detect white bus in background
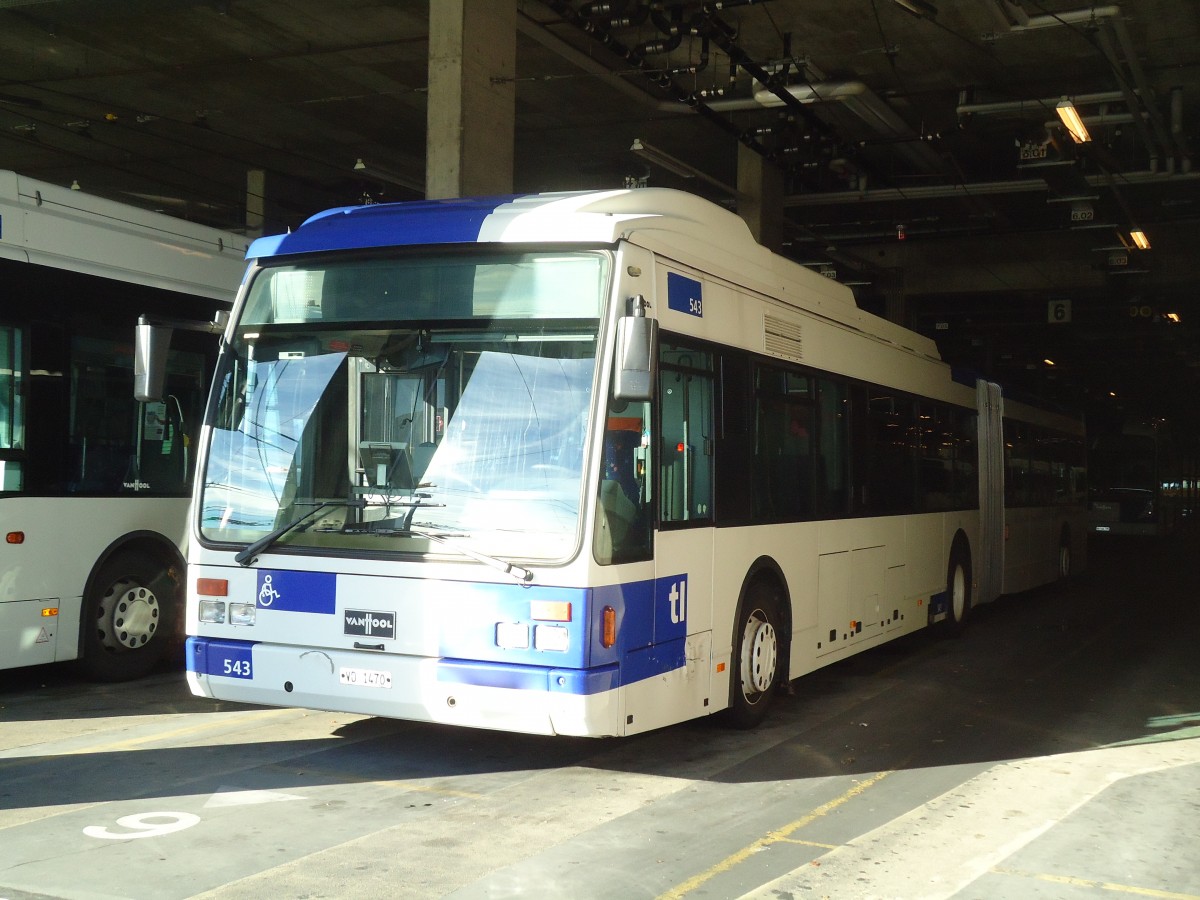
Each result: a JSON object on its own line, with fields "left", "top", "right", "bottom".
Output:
{"left": 174, "top": 188, "right": 1086, "bottom": 736}
{"left": 0, "top": 171, "right": 248, "bottom": 679}
{"left": 1088, "top": 418, "right": 1180, "bottom": 536}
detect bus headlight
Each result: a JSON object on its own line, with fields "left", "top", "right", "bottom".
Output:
{"left": 199, "top": 599, "right": 226, "bottom": 624}
{"left": 496, "top": 622, "right": 529, "bottom": 650}
{"left": 229, "top": 603, "right": 257, "bottom": 626}
{"left": 534, "top": 624, "right": 569, "bottom": 652}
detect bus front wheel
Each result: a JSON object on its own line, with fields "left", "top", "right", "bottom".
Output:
{"left": 77, "top": 551, "right": 178, "bottom": 682}
{"left": 723, "top": 580, "right": 784, "bottom": 729}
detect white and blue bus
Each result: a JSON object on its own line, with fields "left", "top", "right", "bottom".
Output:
{"left": 178, "top": 189, "right": 1085, "bottom": 736}
{"left": 0, "top": 171, "right": 247, "bottom": 680}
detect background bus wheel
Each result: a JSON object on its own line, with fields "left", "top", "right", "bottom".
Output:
{"left": 77, "top": 551, "right": 178, "bottom": 682}
{"left": 723, "top": 581, "right": 784, "bottom": 729}
{"left": 942, "top": 539, "right": 972, "bottom": 634}
{"left": 1058, "top": 529, "right": 1073, "bottom": 580}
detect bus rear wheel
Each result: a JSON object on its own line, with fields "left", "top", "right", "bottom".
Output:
{"left": 1058, "top": 529, "right": 1073, "bottom": 580}
{"left": 942, "top": 540, "right": 972, "bottom": 634}
{"left": 723, "top": 580, "right": 784, "bottom": 729}
{"left": 77, "top": 551, "right": 178, "bottom": 682}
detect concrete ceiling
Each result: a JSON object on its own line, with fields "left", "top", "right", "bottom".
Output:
{"left": 2, "top": 0, "right": 1198, "bottom": 432}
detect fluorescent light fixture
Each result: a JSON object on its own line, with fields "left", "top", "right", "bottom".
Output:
{"left": 1166, "top": 312, "right": 1181, "bottom": 323}
{"left": 629, "top": 139, "right": 740, "bottom": 196}
{"left": 891, "top": 0, "right": 939, "bottom": 17}
{"left": 1056, "top": 99, "right": 1092, "bottom": 143}
{"left": 1043, "top": 358, "right": 1056, "bottom": 366}
{"left": 1130, "top": 229, "right": 1151, "bottom": 250}
{"left": 352, "top": 158, "right": 423, "bottom": 193}
{"left": 630, "top": 139, "right": 698, "bottom": 179}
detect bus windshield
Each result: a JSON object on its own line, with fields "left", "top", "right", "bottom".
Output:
{"left": 199, "top": 251, "right": 608, "bottom": 562}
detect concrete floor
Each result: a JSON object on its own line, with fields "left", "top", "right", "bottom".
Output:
{"left": 1, "top": 529, "right": 1198, "bottom": 899}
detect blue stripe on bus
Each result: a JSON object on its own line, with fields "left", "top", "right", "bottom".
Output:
{"left": 247, "top": 195, "right": 523, "bottom": 259}
{"left": 437, "top": 659, "right": 620, "bottom": 695}
{"left": 186, "top": 636, "right": 677, "bottom": 697}
{"left": 187, "top": 637, "right": 256, "bottom": 679}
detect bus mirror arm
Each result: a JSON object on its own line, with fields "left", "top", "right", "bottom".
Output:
{"left": 134, "top": 311, "right": 229, "bottom": 402}
{"left": 612, "top": 295, "right": 658, "bottom": 403}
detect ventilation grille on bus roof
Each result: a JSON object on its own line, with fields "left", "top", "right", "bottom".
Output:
{"left": 764, "top": 314, "right": 803, "bottom": 361}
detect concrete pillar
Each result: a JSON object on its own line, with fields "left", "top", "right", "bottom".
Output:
{"left": 885, "top": 271, "right": 908, "bottom": 326}
{"left": 736, "top": 144, "right": 784, "bottom": 252}
{"left": 246, "top": 168, "right": 265, "bottom": 238}
{"left": 426, "top": 0, "right": 516, "bottom": 199}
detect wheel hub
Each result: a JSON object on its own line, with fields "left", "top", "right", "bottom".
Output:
{"left": 98, "top": 577, "right": 160, "bottom": 651}
{"left": 741, "top": 612, "right": 778, "bottom": 695}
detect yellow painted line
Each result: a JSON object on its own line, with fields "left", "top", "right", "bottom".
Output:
{"left": 656, "top": 770, "right": 890, "bottom": 900}
{"left": 771, "top": 837, "right": 839, "bottom": 850}
{"left": 0, "top": 707, "right": 302, "bottom": 771}
{"left": 994, "top": 867, "right": 1200, "bottom": 899}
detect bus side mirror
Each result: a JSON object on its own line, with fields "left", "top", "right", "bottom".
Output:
{"left": 612, "top": 306, "right": 657, "bottom": 403}
{"left": 134, "top": 317, "right": 173, "bottom": 402}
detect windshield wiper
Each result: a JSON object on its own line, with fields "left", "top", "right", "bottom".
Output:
{"left": 345, "top": 520, "right": 533, "bottom": 584}
{"left": 235, "top": 498, "right": 365, "bottom": 566}
{"left": 411, "top": 526, "right": 534, "bottom": 584}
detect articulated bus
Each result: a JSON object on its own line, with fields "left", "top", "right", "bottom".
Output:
{"left": 177, "top": 189, "right": 1085, "bottom": 736}
{"left": 0, "top": 171, "right": 248, "bottom": 679}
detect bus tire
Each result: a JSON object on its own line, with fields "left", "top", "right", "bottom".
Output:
{"left": 76, "top": 550, "right": 178, "bottom": 682}
{"left": 943, "top": 536, "right": 972, "bottom": 634}
{"left": 723, "top": 578, "right": 785, "bottom": 729}
{"left": 1057, "top": 527, "right": 1073, "bottom": 581}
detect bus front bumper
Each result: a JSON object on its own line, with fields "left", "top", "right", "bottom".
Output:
{"left": 186, "top": 636, "right": 623, "bottom": 737}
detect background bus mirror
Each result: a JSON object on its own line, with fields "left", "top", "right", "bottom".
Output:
{"left": 134, "top": 319, "right": 173, "bottom": 402}
{"left": 613, "top": 314, "right": 657, "bottom": 402}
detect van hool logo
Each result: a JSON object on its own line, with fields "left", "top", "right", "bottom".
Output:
{"left": 343, "top": 609, "right": 396, "bottom": 639}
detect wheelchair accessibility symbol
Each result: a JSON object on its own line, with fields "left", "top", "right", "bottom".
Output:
{"left": 258, "top": 574, "right": 281, "bottom": 607}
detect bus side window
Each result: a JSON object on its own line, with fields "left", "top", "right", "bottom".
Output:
{"left": 816, "top": 378, "right": 849, "bottom": 517}
{"left": 753, "top": 364, "right": 814, "bottom": 521}
{"left": 594, "top": 407, "right": 652, "bottom": 565}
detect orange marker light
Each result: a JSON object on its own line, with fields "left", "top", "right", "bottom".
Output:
{"left": 716, "top": 662, "right": 726, "bottom": 673}
{"left": 601, "top": 606, "right": 616, "bottom": 648}
{"left": 42, "top": 607, "right": 59, "bottom": 617}
{"left": 6, "top": 531, "right": 24, "bottom": 544}
{"left": 196, "top": 578, "right": 229, "bottom": 597}
{"left": 676, "top": 442, "right": 685, "bottom": 452}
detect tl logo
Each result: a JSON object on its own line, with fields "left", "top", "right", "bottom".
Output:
{"left": 669, "top": 578, "right": 687, "bottom": 624}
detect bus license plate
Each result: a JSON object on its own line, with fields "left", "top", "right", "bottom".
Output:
{"left": 339, "top": 667, "right": 392, "bottom": 688}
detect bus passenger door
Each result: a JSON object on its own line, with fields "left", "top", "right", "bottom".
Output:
{"left": 645, "top": 342, "right": 716, "bottom": 729}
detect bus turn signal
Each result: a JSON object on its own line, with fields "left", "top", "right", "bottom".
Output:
{"left": 602, "top": 606, "right": 616, "bottom": 648}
